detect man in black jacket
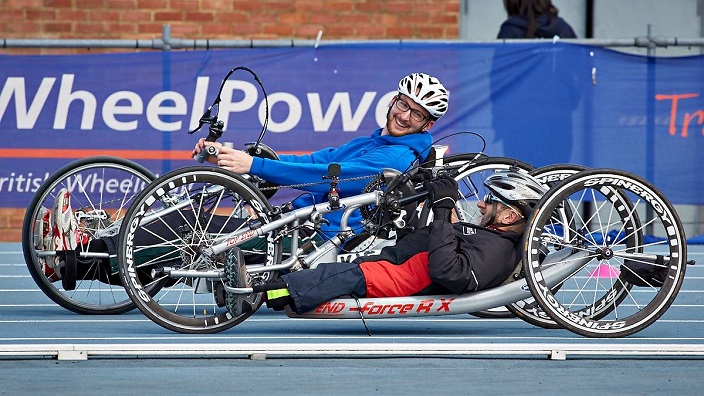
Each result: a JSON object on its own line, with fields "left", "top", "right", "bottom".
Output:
{"left": 236, "top": 171, "right": 546, "bottom": 315}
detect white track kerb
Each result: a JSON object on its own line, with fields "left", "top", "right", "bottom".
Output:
{"left": 2, "top": 343, "right": 704, "bottom": 361}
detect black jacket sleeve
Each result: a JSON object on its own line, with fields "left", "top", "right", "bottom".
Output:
{"left": 426, "top": 220, "right": 519, "bottom": 294}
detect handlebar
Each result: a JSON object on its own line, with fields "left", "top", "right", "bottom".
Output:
{"left": 189, "top": 66, "right": 270, "bottom": 164}
{"left": 193, "top": 119, "right": 225, "bottom": 163}
{"left": 396, "top": 190, "right": 429, "bottom": 207}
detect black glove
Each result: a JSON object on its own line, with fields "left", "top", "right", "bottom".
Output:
{"left": 424, "top": 176, "right": 458, "bottom": 221}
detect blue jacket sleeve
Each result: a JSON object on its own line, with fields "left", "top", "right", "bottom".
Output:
{"left": 250, "top": 145, "right": 417, "bottom": 195}
{"left": 277, "top": 148, "right": 336, "bottom": 164}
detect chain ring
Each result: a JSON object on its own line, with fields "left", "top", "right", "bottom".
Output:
{"left": 359, "top": 174, "right": 388, "bottom": 230}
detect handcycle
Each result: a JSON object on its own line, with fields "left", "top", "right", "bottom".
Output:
{"left": 19, "top": 66, "right": 284, "bottom": 315}
{"left": 114, "top": 129, "right": 692, "bottom": 337}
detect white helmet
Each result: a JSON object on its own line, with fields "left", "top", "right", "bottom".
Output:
{"left": 483, "top": 171, "right": 546, "bottom": 218}
{"left": 397, "top": 73, "right": 450, "bottom": 120}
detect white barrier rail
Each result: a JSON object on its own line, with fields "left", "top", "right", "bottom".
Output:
{"left": 2, "top": 343, "right": 704, "bottom": 361}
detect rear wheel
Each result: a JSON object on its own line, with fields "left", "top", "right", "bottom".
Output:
{"left": 21, "top": 156, "right": 156, "bottom": 315}
{"left": 510, "top": 165, "right": 642, "bottom": 330}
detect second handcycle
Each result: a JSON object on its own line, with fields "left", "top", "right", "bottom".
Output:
{"left": 113, "top": 151, "right": 690, "bottom": 338}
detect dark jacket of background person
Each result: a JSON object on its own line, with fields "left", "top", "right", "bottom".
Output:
{"left": 498, "top": 0, "right": 577, "bottom": 39}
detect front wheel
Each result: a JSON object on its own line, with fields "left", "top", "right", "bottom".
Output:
{"left": 523, "top": 169, "right": 687, "bottom": 338}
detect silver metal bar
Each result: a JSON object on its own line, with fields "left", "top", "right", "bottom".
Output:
{"left": 6, "top": 36, "right": 704, "bottom": 49}
{"left": 163, "top": 269, "right": 222, "bottom": 279}
{"left": 36, "top": 251, "right": 109, "bottom": 259}
{"left": 202, "top": 191, "right": 380, "bottom": 259}
{"left": 290, "top": 249, "right": 590, "bottom": 319}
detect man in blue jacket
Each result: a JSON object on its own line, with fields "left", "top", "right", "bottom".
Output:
{"left": 192, "top": 72, "right": 450, "bottom": 240}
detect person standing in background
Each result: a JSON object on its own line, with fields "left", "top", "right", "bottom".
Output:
{"left": 498, "top": 0, "right": 577, "bottom": 39}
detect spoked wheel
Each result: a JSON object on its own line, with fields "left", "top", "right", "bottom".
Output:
{"left": 523, "top": 169, "right": 687, "bottom": 338}
{"left": 117, "top": 167, "right": 282, "bottom": 334}
{"left": 21, "top": 156, "right": 156, "bottom": 315}
{"left": 422, "top": 154, "right": 535, "bottom": 226}
{"left": 418, "top": 154, "right": 535, "bottom": 319}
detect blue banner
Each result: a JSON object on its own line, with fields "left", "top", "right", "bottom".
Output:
{"left": 1, "top": 42, "right": 703, "bottom": 208}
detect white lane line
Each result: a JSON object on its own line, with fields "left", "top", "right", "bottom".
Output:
{"left": 2, "top": 335, "right": 704, "bottom": 342}
{"left": 0, "top": 304, "right": 59, "bottom": 307}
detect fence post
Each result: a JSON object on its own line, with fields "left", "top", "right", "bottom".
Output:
{"left": 162, "top": 24, "right": 172, "bottom": 51}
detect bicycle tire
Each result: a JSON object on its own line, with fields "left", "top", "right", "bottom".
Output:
{"left": 523, "top": 168, "right": 687, "bottom": 337}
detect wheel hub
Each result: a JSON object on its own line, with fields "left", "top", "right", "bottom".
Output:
{"left": 595, "top": 246, "right": 614, "bottom": 260}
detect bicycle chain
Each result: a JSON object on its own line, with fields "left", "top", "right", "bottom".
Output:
{"left": 256, "top": 174, "right": 378, "bottom": 191}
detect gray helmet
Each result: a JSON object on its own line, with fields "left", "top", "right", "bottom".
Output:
{"left": 397, "top": 73, "right": 450, "bottom": 119}
{"left": 483, "top": 171, "right": 546, "bottom": 219}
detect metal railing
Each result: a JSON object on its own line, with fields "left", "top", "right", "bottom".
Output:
{"left": 3, "top": 25, "right": 704, "bottom": 51}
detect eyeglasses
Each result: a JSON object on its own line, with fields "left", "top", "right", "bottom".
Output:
{"left": 394, "top": 95, "right": 429, "bottom": 123}
{"left": 482, "top": 192, "right": 506, "bottom": 206}
{"left": 483, "top": 192, "right": 524, "bottom": 218}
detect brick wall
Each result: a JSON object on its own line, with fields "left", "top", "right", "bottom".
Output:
{"left": 1, "top": 0, "right": 460, "bottom": 54}
{"left": 0, "top": 209, "right": 25, "bottom": 242}
{"left": 0, "top": 0, "right": 459, "bottom": 241}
